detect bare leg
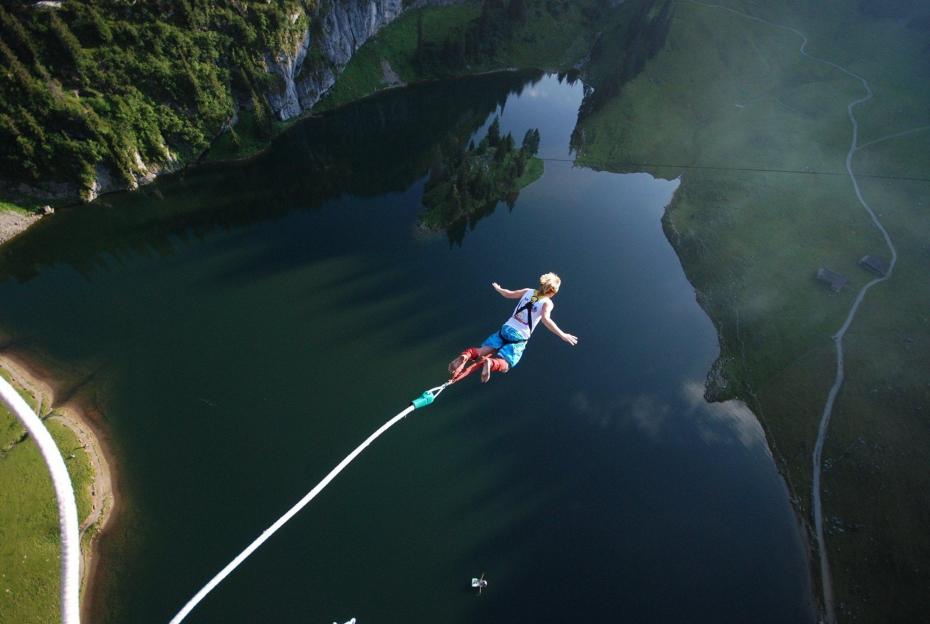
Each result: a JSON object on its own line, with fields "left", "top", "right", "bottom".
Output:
{"left": 448, "top": 354, "right": 468, "bottom": 374}
{"left": 449, "top": 347, "right": 487, "bottom": 375}
{"left": 475, "top": 346, "right": 498, "bottom": 381}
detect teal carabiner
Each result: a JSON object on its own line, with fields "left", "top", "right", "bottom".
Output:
{"left": 411, "top": 384, "right": 448, "bottom": 410}
{"left": 411, "top": 391, "right": 435, "bottom": 409}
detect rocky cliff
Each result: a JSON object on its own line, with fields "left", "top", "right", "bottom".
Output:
{"left": 265, "top": 0, "right": 463, "bottom": 120}
{"left": 0, "top": 0, "right": 467, "bottom": 204}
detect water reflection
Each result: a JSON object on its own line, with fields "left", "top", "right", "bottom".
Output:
{"left": 683, "top": 380, "right": 767, "bottom": 449}
{"left": 570, "top": 384, "right": 766, "bottom": 449}
{"left": 0, "top": 71, "right": 542, "bottom": 283}
{"left": 569, "top": 391, "right": 671, "bottom": 439}
{"left": 0, "top": 72, "right": 813, "bottom": 624}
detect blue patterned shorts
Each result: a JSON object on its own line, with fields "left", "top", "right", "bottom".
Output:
{"left": 481, "top": 325, "right": 528, "bottom": 368}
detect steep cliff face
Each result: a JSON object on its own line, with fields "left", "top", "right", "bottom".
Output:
{"left": 265, "top": 0, "right": 461, "bottom": 120}
{"left": 266, "top": 29, "right": 314, "bottom": 120}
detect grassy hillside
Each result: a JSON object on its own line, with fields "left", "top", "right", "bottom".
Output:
{"left": 314, "top": 2, "right": 482, "bottom": 110}
{"left": 318, "top": 0, "right": 614, "bottom": 111}
{"left": 0, "top": 1, "right": 312, "bottom": 200}
{"left": 575, "top": 1, "right": 930, "bottom": 621}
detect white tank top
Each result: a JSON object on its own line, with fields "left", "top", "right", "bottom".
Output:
{"left": 503, "top": 290, "right": 545, "bottom": 339}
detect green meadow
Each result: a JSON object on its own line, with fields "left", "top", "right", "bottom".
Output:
{"left": 576, "top": 1, "right": 930, "bottom": 620}
{"left": 316, "top": 3, "right": 483, "bottom": 110}
{"left": 203, "top": 109, "right": 295, "bottom": 162}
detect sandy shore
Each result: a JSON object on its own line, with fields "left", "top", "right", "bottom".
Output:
{"left": 0, "top": 210, "right": 43, "bottom": 246}
{"left": 0, "top": 352, "right": 116, "bottom": 621}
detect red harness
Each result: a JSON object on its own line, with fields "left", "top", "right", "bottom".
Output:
{"left": 449, "top": 353, "right": 508, "bottom": 384}
{"left": 449, "top": 355, "right": 490, "bottom": 384}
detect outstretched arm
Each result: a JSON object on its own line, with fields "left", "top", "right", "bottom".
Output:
{"left": 541, "top": 301, "right": 578, "bottom": 346}
{"left": 492, "top": 283, "right": 531, "bottom": 299}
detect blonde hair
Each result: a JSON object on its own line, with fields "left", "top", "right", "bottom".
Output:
{"left": 538, "top": 272, "right": 561, "bottom": 297}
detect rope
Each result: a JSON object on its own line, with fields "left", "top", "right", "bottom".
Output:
{"left": 543, "top": 156, "right": 930, "bottom": 184}
{"left": 0, "top": 375, "right": 81, "bottom": 624}
{"left": 170, "top": 382, "right": 452, "bottom": 623}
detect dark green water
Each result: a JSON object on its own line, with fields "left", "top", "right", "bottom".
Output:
{"left": 0, "top": 73, "right": 814, "bottom": 623}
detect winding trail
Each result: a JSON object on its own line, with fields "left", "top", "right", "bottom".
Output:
{"left": 685, "top": 2, "right": 927, "bottom": 622}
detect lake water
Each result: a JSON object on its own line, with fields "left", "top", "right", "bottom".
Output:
{"left": 0, "top": 73, "right": 815, "bottom": 623}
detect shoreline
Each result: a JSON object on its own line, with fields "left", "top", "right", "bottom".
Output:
{"left": 0, "top": 350, "right": 116, "bottom": 622}
{"left": 660, "top": 190, "right": 823, "bottom": 619}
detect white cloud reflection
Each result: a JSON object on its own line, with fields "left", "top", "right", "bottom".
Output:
{"left": 629, "top": 394, "right": 671, "bottom": 438}
{"left": 682, "top": 380, "right": 767, "bottom": 450}
{"left": 569, "top": 382, "right": 769, "bottom": 450}
{"left": 569, "top": 392, "right": 670, "bottom": 440}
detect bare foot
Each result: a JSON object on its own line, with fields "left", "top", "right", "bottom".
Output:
{"left": 449, "top": 353, "right": 469, "bottom": 376}
{"left": 481, "top": 358, "right": 492, "bottom": 383}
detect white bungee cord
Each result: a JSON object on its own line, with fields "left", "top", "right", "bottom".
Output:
{"left": 170, "top": 384, "right": 448, "bottom": 623}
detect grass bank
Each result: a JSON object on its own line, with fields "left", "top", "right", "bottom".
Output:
{"left": 575, "top": 1, "right": 930, "bottom": 621}
{"left": 0, "top": 357, "right": 107, "bottom": 624}
{"left": 0, "top": 200, "right": 37, "bottom": 216}
{"left": 517, "top": 154, "right": 544, "bottom": 188}
{"left": 201, "top": 109, "right": 296, "bottom": 163}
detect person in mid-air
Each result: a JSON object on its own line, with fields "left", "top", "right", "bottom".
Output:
{"left": 449, "top": 273, "right": 578, "bottom": 383}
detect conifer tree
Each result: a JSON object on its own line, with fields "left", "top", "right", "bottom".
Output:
{"left": 521, "top": 128, "right": 540, "bottom": 155}
{"left": 487, "top": 116, "right": 501, "bottom": 147}
{"left": 251, "top": 90, "right": 273, "bottom": 139}
{"left": 508, "top": 0, "right": 528, "bottom": 22}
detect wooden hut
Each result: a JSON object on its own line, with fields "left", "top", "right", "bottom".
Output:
{"left": 858, "top": 254, "right": 889, "bottom": 277}
{"left": 816, "top": 268, "right": 848, "bottom": 292}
